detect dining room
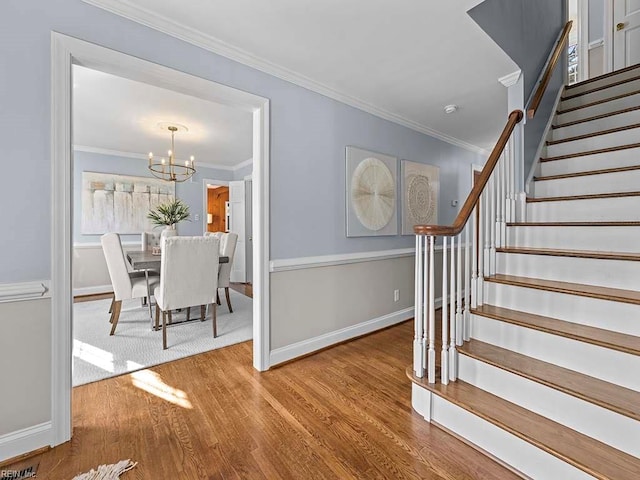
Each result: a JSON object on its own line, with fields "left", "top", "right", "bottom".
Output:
{"left": 70, "top": 64, "right": 256, "bottom": 387}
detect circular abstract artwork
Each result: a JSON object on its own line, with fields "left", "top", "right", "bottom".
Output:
{"left": 350, "top": 157, "right": 395, "bottom": 231}
{"left": 407, "top": 174, "right": 436, "bottom": 224}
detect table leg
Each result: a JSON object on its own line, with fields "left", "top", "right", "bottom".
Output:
{"left": 144, "top": 269, "right": 154, "bottom": 329}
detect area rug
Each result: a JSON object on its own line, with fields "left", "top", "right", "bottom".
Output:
{"left": 73, "top": 290, "right": 252, "bottom": 386}
{"left": 72, "top": 460, "right": 136, "bottom": 479}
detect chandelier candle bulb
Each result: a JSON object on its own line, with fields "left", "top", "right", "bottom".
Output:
{"left": 148, "top": 124, "right": 196, "bottom": 182}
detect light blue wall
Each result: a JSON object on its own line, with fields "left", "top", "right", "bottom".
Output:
{"left": 72, "top": 151, "right": 233, "bottom": 244}
{"left": 233, "top": 162, "right": 254, "bottom": 181}
{"left": 1, "top": 0, "right": 483, "bottom": 283}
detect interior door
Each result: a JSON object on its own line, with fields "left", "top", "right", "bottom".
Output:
{"left": 613, "top": 0, "right": 640, "bottom": 69}
{"left": 228, "top": 180, "right": 246, "bottom": 283}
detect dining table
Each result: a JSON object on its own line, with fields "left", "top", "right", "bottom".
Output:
{"left": 126, "top": 250, "right": 229, "bottom": 329}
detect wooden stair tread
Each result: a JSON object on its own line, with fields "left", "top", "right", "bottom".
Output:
{"left": 561, "top": 74, "right": 640, "bottom": 100}
{"left": 534, "top": 164, "right": 640, "bottom": 181}
{"left": 487, "top": 273, "right": 640, "bottom": 306}
{"left": 540, "top": 142, "right": 640, "bottom": 162}
{"left": 565, "top": 63, "right": 640, "bottom": 91}
{"left": 407, "top": 373, "right": 640, "bottom": 480}
{"left": 507, "top": 221, "right": 640, "bottom": 227}
{"left": 496, "top": 246, "right": 640, "bottom": 262}
{"left": 546, "top": 122, "right": 640, "bottom": 145}
{"left": 556, "top": 90, "right": 640, "bottom": 115}
{"left": 459, "top": 339, "right": 640, "bottom": 421}
{"left": 527, "top": 190, "right": 640, "bottom": 202}
{"left": 471, "top": 304, "right": 640, "bottom": 356}
{"left": 553, "top": 104, "right": 640, "bottom": 129}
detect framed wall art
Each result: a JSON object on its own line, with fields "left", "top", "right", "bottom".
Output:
{"left": 345, "top": 146, "right": 398, "bottom": 237}
{"left": 81, "top": 171, "right": 175, "bottom": 234}
{"left": 401, "top": 160, "right": 439, "bottom": 235}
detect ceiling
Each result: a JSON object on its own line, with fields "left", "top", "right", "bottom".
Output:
{"left": 84, "top": 0, "right": 519, "bottom": 152}
{"left": 72, "top": 65, "right": 254, "bottom": 168}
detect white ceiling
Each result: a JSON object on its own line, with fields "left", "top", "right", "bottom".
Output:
{"left": 72, "top": 65, "right": 254, "bottom": 168}
{"left": 84, "top": 0, "right": 520, "bottom": 152}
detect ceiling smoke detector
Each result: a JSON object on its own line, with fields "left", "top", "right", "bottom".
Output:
{"left": 444, "top": 104, "right": 459, "bottom": 114}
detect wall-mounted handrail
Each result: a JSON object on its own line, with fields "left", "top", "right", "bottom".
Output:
{"left": 414, "top": 109, "right": 524, "bottom": 237}
{"left": 527, "top": 20, "right": 573, "bottom": 119}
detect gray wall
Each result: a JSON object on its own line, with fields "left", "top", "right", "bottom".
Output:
{"left": 1, "top": 0, "right": 484, "bottom": 283}
{"left": 589, "top": 0, "right": 605, "bottom": 43}
{"left": 73, "top": 150, "right": 234, "bottom": 244}
{"left": 468, "top": 0, "right": 566, "bottom": 178}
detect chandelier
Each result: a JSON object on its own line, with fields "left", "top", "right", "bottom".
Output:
{"left": 148, "top": 124, "right": 196, "bottom": 182}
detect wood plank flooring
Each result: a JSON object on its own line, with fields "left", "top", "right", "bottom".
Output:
{"left": 20, "top": 322, "right": 518, "bottom": 479}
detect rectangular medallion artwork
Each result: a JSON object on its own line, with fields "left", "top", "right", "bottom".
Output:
{"left": 81, "top": 171, "right": 175, "bottom": 234}
{"left": 401, "top": 160, "right": 439, "bottom": 235}
{"left": 345, "top": 146, "right": 398, "bottom": 237}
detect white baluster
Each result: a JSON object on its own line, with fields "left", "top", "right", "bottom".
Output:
{"left": 441, "top": 237, "right": 449, "bottom": 385}
{"left": 496, "top": 156, "right": 502, "bottom": 249}
{"left": 477, "top": 191, "right": 485, "bottom": 306}
{"left": 471, "top": 199, "right": 478, "bottom": 309}
{"left": 505, "top": 141, "right": 512, "bottom": 223}
{"left": 464, "top": 222, "right": 471, "bottom": 341}
{"left": 456, "top": 232, "right": 463, "bottom": 346}
{"left": 483, "top": 187, "right": 491, "bottom": 278}
{"left": 414, "top": 235, "right": 424, "bottom": 377}
{"left": 500, "top": 152, "right": 507, "bottom": 245}
{"left": 489, "top": 173, "right": 496, "bottom": 276}
{"left": 509, "top": 134, "right": 517, "bottom": 222}
{"left": 449, "top": 234, "right": 457, "bottom": 381}
{"left": 427, "top": 236, "right": 436, "bottom": 384}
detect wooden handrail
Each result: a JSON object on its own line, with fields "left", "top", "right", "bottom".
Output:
{"left": 414, "top": 109, "right": 524, "bottom": 237}
{"left": 527, "top": 21, "right": 573, "bottom": 119}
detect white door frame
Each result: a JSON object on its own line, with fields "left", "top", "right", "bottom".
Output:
{"left": 603, "top": 0, "right": 614, "bottom": 73}
{"left": 51, "top": 32, "right": 271, "bottom": 447}
{"left": 202, "top": 178, "right": 230, "bottom": 233}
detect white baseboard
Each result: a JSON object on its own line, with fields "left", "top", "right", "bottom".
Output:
{"left": 270, "top": 306, "right": 414, "bottom": 366}
{"left": 0, "top": 422, "right": 52, "bottom": 463}
{"left": 73, "top": 285, "right": 113, "bottom": 297}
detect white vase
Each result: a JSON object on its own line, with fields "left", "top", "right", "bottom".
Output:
{"left": 160, "top": 225, "right": 177, "bottom": 248}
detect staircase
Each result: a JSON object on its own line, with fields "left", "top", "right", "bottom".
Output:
{"left": 410, "top": 64, "right": 640, "bottom": 479}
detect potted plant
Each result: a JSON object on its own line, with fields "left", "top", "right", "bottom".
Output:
{"left": 147, "top": 199, "right": 191, "bottom": 243}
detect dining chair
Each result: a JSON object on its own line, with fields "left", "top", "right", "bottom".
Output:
{"left": 101, "top": 233, "right": 159, "bottom": 335}
{"left": 216, "top": 232, "right": 238, "bottom": 312}
{"left": 154, "top": 236, "right": 220, "bottom": 350}
{"left": 141, "top": 231, "right": 162, "bottom": 252}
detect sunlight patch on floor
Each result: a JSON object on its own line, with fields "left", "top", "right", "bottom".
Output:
{"left": 73, "top": 339, "right": 114, "bottom": 373}
{"left": 130, "top": 365, "right": 193, "bottom": 409}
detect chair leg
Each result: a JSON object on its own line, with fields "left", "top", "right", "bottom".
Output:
{"left": 225, "top": 287, "right": 233, "bottom": 313}
{"left": 109, "top": 300, "right": 122, "bottom": 336}
{"left": 141, "top": 297, "right": 147, "bottom": 307}
{"left": 108, "top": 295, "right": 115, "bottom": 315}
{"left": 216, "top": 290, "right": 221, "bottom": 305}
{"left": 155, "top": 304, "right": 160, "bottom": 331}
{"left": 212, "top": 303, "right": 217, "bottom": 338}
{"left": 186, "top": 306, "right": 191, "bottom": 322}
{"left": 168, "top": 310, "right": 173, "bottom": 325}
{"left": 200, "top": 305, "right": 206, "bottom": 322}
{"left": 162, "top": 311, "right": 167, "bottom": 350}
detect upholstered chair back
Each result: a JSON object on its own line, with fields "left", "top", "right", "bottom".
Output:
{"left": 101, "top": 233, "right": 133, "bottom": 301}
{"left": 217, "top": 232, "right": 238, "bottom": 288}
{"left": 204, "top": 231, "right": 224, "bottom": 245}
{"left": 141, "top": 231, "right": 162, "bottom": 252}
{"left": 156, "top": 236, "right": 219, "bottom": 312}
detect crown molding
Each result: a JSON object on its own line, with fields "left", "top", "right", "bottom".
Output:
{"left": 81, "top": 0, "right": 488, "bottom": 156}
{"left": 498, "top": 70, "right": 522, "bottom": 88}
{"left": 73, "top": 145, "right": 243, "bottom": 171}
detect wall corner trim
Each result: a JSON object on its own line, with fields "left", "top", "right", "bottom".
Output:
{"left": 498, "top": 70, "right": 522, "bottom": 88}
{"left": 0, "top": 422, "right": 52, "bottom": 463}
{"left": 0, "top": 281, "right": 50, "bottom": 304}
{"left": 269, "top": 306, "right": 414, "bottom": 366}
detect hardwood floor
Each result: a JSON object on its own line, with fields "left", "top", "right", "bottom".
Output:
{"left": 23, "top": 321, "right": 518, "bottom": 479}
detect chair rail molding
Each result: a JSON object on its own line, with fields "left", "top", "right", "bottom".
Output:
{"left": 0, "top": 281, "right": 50, "bottom": 304}
{"left": 80, "top": 0, "right": 488, "bottom": 155}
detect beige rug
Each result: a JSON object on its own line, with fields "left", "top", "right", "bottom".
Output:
{"left": 72, "top": 460, "right": 136, "bottom": 479}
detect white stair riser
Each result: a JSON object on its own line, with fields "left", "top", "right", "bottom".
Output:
{"left": 546, "top": 127, "right": 640, "bottom": 157}
{"left": 566, "top": 67, "right": 640, "bottom": 95}
{"left": 471, "top": 314, "right": 640, "bottom": 391}
{"left": 559, "top": 77, "right": 640, "bottom": 110}
{"left": 552, "top": 108, "right": 640, "bottom": 141}
{"left": 556, "top": 92, "right": 640, "bottom": 124}
{"left": 485, "top": 281, "right": 640, "bottom": 336}
{"left": 496, "top": 252, "right": 640, "bottom": 290}
{"left": 527, "top": 196, "right": 640, "bottom": 222}
{"left": 507, "top": 225, "right": 640, "bottom": 253}
{"left": 458, "top": 355, "right": 640, "bottom": 457}
{"left": 426, "top": 391, "right": 595, "bottom": 480}
{"left": 539, "top": 147, "right": 640, "bottom": 175}
{"left": 533, "top": 169, "right": 640, "bottom": 197}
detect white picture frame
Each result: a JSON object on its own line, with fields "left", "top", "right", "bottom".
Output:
{"left": 345, "top": 146, "right": 398, "bottom": 237}
{"left": 401, "top": 160, "right": 439, "bottom": 235}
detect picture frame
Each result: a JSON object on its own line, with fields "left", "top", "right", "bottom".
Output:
{"left": 401, "top": 160, "right": 439, "bottom": 235}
